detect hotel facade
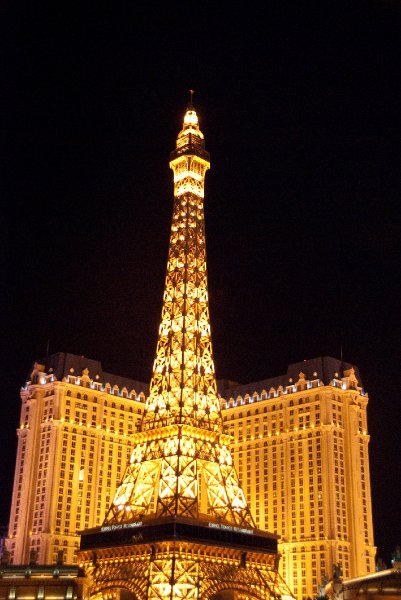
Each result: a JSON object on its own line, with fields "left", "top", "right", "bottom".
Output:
{"left": 6, "top": 352, "right": 375, "bottom": 599}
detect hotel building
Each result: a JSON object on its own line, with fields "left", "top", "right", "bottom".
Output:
{"left": 218, "top": 355, "right": 376, "bottom": 598}
{"left": 6, "top": 352, "right": 375, "bottom": 599}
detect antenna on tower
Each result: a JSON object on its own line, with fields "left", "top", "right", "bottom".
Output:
{"left": 189, "top": 89, "right": 195, "bottom": 108}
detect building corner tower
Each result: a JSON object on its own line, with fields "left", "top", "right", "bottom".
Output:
{"left": 79, "top": 101, "right": 295, "bottom": 600}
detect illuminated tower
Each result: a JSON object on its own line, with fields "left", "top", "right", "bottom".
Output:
{"left": 79, "top": 99, "right": 294, "bottom": 600}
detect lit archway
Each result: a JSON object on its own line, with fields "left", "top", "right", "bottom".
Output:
{"left": 90, "top": 585, "right": 143, "bottom": 600}
{"left": 209, "top": 589, "right": 263, "bottom": 600}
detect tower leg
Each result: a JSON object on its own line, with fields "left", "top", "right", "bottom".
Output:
{"left": 148, "top": 554, "right": 199, "bottom": 600}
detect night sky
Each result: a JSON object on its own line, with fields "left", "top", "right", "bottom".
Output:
{"left": 2, "top": 1, "right": 401, "bottom": 564}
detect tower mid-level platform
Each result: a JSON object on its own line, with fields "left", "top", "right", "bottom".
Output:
{"left": 79, "top": 517, "right": 291, "bottom": 600}
{"left": 80, "top": 516, "right": 278, "bottom": 555}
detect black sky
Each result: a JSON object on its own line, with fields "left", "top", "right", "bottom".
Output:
{"left": 2, "top": 1, "right": 401, "bottom": 564}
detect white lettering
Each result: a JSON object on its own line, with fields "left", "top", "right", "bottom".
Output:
{"left": 208, "top": 522, "right": 253, "bottom": 535}
{"left": 100, "top": 522, "right": 143, "bottom": 532}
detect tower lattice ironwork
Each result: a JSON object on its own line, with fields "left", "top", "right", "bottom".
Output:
{"left": 79, "top": 100, "right": 294, "bottom": 600}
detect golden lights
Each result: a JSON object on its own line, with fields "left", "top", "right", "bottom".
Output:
{"left": 183, "top": 109, "right": 198, "bottom": 126}
{"left": 78, "top": 103, "right": 298, "bottom": 600}
{"left": 103, "top": 105, "right": 254, "bottom": 530}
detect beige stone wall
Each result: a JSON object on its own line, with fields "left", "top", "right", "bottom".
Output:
{"left": 7, "top": 366, "right": 144, "bottom": 565}
{"left": 221, "top": 371, "right": 375, "bottom": 600}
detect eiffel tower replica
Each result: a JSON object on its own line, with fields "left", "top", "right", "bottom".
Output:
{"left": 79, "top": 96, "right": 294, "bottom": 600}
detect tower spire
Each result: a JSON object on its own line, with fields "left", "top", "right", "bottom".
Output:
{"left": 79, "top": 101, "right": 294, "bottom": 600}
{"left": 102, "top": 103, "right": 253, "bottom": 527}
{"left": 142, "top": 100, "right": 218, "bottom": 433}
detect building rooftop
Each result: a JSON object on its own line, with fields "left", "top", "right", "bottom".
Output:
{"left": 217, "top": 356, "right": 363, "bottom": 398}
{"left": 26, "top": 353, "right": 363, "bottom": 400}
{"left": 27, "top": 352, "right": 149, "bottom": 395}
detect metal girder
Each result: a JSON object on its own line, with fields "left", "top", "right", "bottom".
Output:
{"left": 103, "top": 106, "right": 254, "bottom": 530}
{"left": 79, "top": 105, "right": 293, "bottom": 600}
{"left": 81, "top": 542, "right": 293, "bottom": 600}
